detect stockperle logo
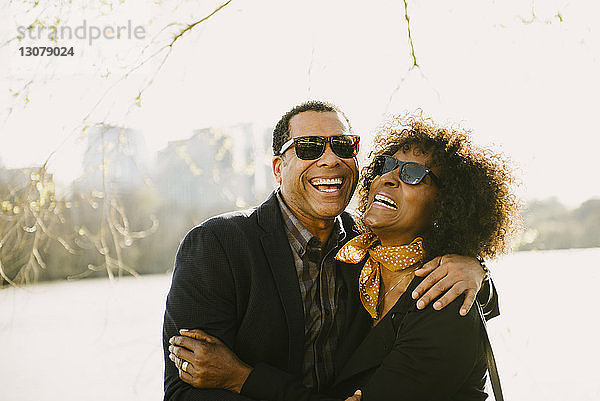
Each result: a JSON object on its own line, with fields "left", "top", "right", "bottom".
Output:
{"left": 17, "top": 20, "right": 146, "bottom": 46}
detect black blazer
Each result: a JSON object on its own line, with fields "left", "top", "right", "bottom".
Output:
{"left": 163, "top": 192, "right": 499, "bottom": 401}
{"left": 329, "top": 275, "right": 488, "bottom": 401}
{"left": 162, "top": 192, "right": 364, "bottom": 401}
{"left": 246, "top": 275, "right": 494, "bottom": 401}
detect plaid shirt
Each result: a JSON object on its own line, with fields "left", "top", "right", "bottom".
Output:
{"left": 276, "top": 191, "right": 347, "bottom": 390}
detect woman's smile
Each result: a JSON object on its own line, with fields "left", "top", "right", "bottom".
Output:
{"left": 371, "top": 192, "right": 398, "bottom": 210}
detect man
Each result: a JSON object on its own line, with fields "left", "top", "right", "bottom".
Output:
{"left": 163, "top": 101, "right": 497, "bottom": 400}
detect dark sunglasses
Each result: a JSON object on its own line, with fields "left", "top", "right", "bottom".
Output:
{"left": 373, "top": 155, "right": 440, "bottom": 185}
{"left": 277, "top": 135, "right": 360, "bottom": 160}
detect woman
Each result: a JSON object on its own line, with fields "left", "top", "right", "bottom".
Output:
{"left": 329, "top": 111, "right": 519, "bottom": 400}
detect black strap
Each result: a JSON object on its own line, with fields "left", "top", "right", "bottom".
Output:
{"left": 476, "top": 302, "right": 505, "bottom": 401}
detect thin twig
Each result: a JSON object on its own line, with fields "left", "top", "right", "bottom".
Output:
{"left": 386, "top": 1, "right": 442, "bottom": 111}
{"left": 169, "top": 0, "right": 232, "bottom": 47}
{"left": 307, "top": 44, "right": 315, "bottom": 96}
{"left": 403, "top": 0, "right": 418, "bottom": 69}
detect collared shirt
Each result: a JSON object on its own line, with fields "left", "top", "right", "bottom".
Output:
{"left": 276, "top": 191, "right": 347, "bottom": 391}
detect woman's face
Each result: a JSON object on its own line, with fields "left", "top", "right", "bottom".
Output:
{"left": 363, "top": 148, "right": 439, "bottom": 245}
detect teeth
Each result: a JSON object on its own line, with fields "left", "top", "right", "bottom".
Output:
{"left": 374, "top": 194, "right": 397, "bottom": 209}
{"left": 311, "top": 177, "right": 343, "bottom": 186}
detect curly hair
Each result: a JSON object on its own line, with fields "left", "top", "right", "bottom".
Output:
{"left": 358, "top": 111, "right": 520, "bottom": 260}
{"left": 272, "top": 100, "right": 352, "bottom": 155}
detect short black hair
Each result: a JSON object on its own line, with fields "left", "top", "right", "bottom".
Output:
{"left": 272, "top": 100, "right": 352, "bottom": 155}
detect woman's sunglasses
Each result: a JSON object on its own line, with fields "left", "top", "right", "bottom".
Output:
{"left": 277, "top": 135, "right": 360, "bottom": 160}
{"left": 373, "top": 155, "right": 440, "bottom": 186}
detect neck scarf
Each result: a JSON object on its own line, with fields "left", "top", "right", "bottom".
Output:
{"left": 335, "top": 232, "right": 425, "bottom": 319}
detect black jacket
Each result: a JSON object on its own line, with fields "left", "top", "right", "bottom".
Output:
{"left": 245, "top": 275, "right": 495, "bottom": 401}
{"left": 162, "top": 192, "right": 364, "bottom": 400}
{"left": 163, "top": 192, "right": 499, "bottom": 401}
{"left": 329, "top": 275, "right": 488, "bottom": 401}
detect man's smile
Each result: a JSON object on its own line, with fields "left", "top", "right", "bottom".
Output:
{"left": 309, "top": 177, "right": 345, "bottom": 194}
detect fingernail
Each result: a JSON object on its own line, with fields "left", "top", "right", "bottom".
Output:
{"left": 412, "top": 291, "right": 418, "bottom": 299}
{"left": 179, "top": 329, "right": 189, "bottom": 333}
{"left": 169, "top": 345, "right": 173, "bottom": 352}
{"left": 169, "top": 337, "right": 174, "bottom": 344}
{"left": 169, "top": 353, "right": 175, "bottom": 361}
{"left": 354, "top": 389, "right": 362, "bottom": 395}
{"left": 433, "top": 301, "right": 441, "bottom": 310}
{"left": 460, "top": 308, "right": 467, "bottom": 316}
{"left": 417, "top": 300, "right": 424, "bottom": 309}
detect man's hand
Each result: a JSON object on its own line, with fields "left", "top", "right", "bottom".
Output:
{"left": 168, "top": 329, "right": 252, "bottom": 393}
{"left": 345, "top": 390, "right": 362, "bottom": 401}
{"left": 412, "top": 255, "right": 485, "bottom": 316}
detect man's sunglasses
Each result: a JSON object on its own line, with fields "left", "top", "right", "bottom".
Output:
{"left": 373, "top": 155, "right": 440, "bottom": 186}
{"left": 277, "top": 135, "right": 360, "bottom": 160}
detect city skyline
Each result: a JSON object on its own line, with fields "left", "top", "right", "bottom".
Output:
{"left": 2, "top": 0, "right": 599, "bottom": 207}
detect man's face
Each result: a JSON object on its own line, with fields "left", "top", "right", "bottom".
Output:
{"left": 273, "top": 111, "right": 359, "bottom": 223}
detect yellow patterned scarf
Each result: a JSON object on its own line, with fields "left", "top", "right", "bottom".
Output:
{"left": 335, "top": 233, "right": 425, "bottom": 319}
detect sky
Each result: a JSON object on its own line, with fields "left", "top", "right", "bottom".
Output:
{"left": 1, "top": 0, "right": 599, "bottom": 206}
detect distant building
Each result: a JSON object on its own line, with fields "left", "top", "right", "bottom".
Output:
{"left": 74, "top": 124, "right": 150, "bottom": 195}
{"left": 154, "top": 123, "right": 274, "bottom": 214}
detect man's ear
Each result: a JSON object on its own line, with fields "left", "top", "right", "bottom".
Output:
{"left": 272, "top": 156, "right": 283, "bottom": 184}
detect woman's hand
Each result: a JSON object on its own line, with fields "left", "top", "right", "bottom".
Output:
{"left": 411, "top": 255, "right": 485, "bottom": 316}
{"left": 345, "top": 390, "right": 362, "bottom": 401}
{"left": 168, "top": 329, "right": 252, "bottom": 393}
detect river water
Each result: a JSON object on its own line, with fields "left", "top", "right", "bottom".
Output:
{"left": 1, "top": 248, "right": 599, "bottom": 400}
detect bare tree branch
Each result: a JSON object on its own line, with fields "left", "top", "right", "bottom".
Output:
{"left": 0, "top": 258, "right": 18, "bottom": 287}
{"left": 0, "top": 165, "right": 75, "bottom": 286}
{"left": 403, "top": 0, "right": 418, "bottom": 69}
{"left": 126, "top": 0, "right": 234, "bottom": 109}
{"left": 76, "top": 0, "right": 233, "bottom": 141}
{"left": 307, "top": 44, "right": 316, "bottom": 96}
{"left": 0, "top": 2, "right": 52, "bottom": 49}
{"left": 385, "top": 0, "right": 441, "bottom": 112}
{"left": 519, "top": 1, "right": 564, "bottom": 24}
{"left": 170, "top": 0, "right": 233, "bottom": 47}
{"left": 2, "top": 80, "right": 34, "bottom": 127}
{"left": 8, "top": 0, "right": 234, "bottom": 177}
